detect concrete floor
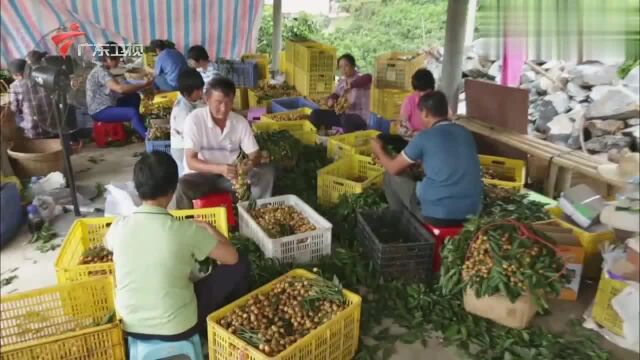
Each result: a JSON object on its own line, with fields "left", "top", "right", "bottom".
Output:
{"left": 1, "top": 142, "right": 637, "bottom": 359}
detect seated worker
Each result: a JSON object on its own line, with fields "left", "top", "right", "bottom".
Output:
{"left": 86, "top": 42, "right": 153, "bottom": 138}
{"left": 174, "top": 77, "right": 274, "bottom": 209}
{"left": 105, "top": 151, "right": 250, "bottom": 341}
{"left": 370, "top": 91, "right": 482, "bottom": 227}
{"left": 150, "top": 39, "right": 188, "bottom": 92}
{"left": 186, "top": 45, "right": 222, "bottom": 86}
{"left": 310, "top": 54, "right": 372, "bottom": 133}
{"left": 170, "top": 68, "right": 206, "bottom": 176}
{"left": 377, "top": 69, "right": 436, "bottom": 154}
{"left": 8, "top": 59, "right": 55, "bottom": 139}
{"left": 398, "top": 69, "right": 436, "bottom": 140}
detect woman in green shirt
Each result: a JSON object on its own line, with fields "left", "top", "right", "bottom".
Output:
{"left": 105, "top": 151, "right": 250, "bottom": 340}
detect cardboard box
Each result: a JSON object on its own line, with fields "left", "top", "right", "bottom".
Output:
{"left": 533, "top": 220, "right": 585, "bottom": 301}
{"left": 463, "top": 288, "right": 537, "bottom": 329}
{"left": 559, "top": 184, "right": 606, "bottom": 228}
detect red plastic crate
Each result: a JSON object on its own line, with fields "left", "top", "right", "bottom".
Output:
{"left": 92, "top": 122, "right": 127, "bottom": 148}
{"left": 193, "top": 192, "right": 236, "bottom": 226}
{"left": 423, "top": 223, "right": 463, "bottom": 273}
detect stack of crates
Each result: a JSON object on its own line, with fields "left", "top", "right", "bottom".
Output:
{"left": 285, "top": 40, "right": 337, "bottom": 99}
{"left": 241, "top": 53, "right": 270, "bottom": 81}
{"left": 370, "top": 51, "right": 427, "bottom": 133}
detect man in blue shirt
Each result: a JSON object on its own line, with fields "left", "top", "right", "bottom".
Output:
{"left": 150, "top": 40, "right": 188, "bottom": 91}
{"left": 370, "top": 91, "right": 482, "bottom": 227}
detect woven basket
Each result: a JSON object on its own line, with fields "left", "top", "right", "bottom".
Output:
{"left": 7, "top": 139, "right": 64, "bottom": 178}
{"left": 124, "top": 69, "right": 149, "bottom": 81}
{"left": 0, "top": 80, "right": 22, "bottom": 143}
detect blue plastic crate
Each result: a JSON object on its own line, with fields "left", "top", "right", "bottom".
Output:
{"left": 369, "top": 113, "right": 391, "bottom": 134}
{"left": 271, "top": 97, "right": 320, "bottom": 113}
{"left": 1, "top": 183, "right": 24, "bottom": 247}
{"left": 213, "top": 60, "right": 259, "bottom": 88}
{"left": 145, "top": 139, "right": 171, "bottom": 154}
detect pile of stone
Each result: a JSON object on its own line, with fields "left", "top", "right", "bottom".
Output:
{"left": 524, "top": 61, "right": 639, "bottom": 158}
{"left": 424, "top": 42, "right": 639, "bottom": 159}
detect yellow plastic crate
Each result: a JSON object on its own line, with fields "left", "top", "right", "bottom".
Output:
{"left": 592, "top": 272, "right": 628, "bottom": 336}
{"left": 294, "top": 43, "right": 336, "bottom": 73}
{"left": 317, "top": 154, "right": 384, "bottom": 206}
{"left": 327, "top": 130, "right": 381, "bottom": 159}
{"left": 153, "top": 91, "right": 179, "bottom": 108}
{"left": 390, "top": 120, "right": 400, "bottom": 135}
{"left": 261, "top": 108, "right": 312, "bottom": 122}
{"left": 0, "top": 277, "right": 125, "bottom": 360}
{"left": 374, "top": 52, "right": 427, "bottom": 90}
{"left": 143, "top": 51, "right": 157, "bottom": 69}
{"left": 547, "top": 207, "right": 614, "bottom": 278}
{"left": 253, "top": 120, "right": 317, "bottom": 145}
{"left": 234, "top": 88, "right": 249, "bottom": 110}
{"left": 242, "top": 53, "right": 270, "bottom": 80}
{"left": 371, "top": 87, "right": 411, "bottom": 120}
{"left": 248, "top": 89, "right": 273, "bottom": 111}
{"left": 479, "top": 154, "right": 526, "bottom": 191}
{"left": 547, "top": 207, "right": 614, "bottom": 253}
{"left": 207, "top": 269, "right": 361, "bottom": 360}
{"left": 285, "top": 66, "right": 295, "bottom": 86}
{"left": 285, "top": 40, "right": 317, "bottom": 69}
{"left": 294, "top": 68, "right": 335, "bottom": 98}
{"left": 279, "top": 51, "right": 286, "bottom": 74}
{"left": 55, "top": 208, "right": 229, "bottom": 285}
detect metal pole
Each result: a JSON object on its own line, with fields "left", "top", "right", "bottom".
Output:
{"left": 440, "top": 0, "right": 469, "bottom": 114}
{"left": 55, "top": 92, "right": 80, "bottom": 216}
{"left": 271, "top": 0, "right": 283, "bottom": 77}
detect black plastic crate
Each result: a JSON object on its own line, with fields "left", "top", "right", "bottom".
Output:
{"left": 356, "top": 207, "right": 434, "bottom": 281}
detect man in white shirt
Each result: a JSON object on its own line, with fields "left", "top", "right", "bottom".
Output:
{"left": 170, "top": 69, "right": 206, "bottom": 176}
{"left": 175, "top": 77, "right": 274, "bottom": 209}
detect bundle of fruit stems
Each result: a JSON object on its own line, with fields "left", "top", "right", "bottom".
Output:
{"left": 441, "top": 218, "right": 567, "bottom": 310}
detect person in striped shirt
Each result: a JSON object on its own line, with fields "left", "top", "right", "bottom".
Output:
{"left": 186, "top": 45, "right": 222, "bottom": 87}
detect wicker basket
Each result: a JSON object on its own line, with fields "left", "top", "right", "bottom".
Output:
{"left": 1, "top": 80, "right": 22, "bottom": 143}
{"left": 7, "top": 139, "right": 64, "bottom": 178}
{"left": 124, "top": 68, "right": 149, "bottom": 81}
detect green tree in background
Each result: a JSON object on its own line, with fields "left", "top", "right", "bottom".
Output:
{"left": 257, "top": 6, "right": 323, "bottom": 54}
{"left": 257, "top": 0, "right": 447, "bottom": 73}
{"left": 326, "top": 0, "right": 447, "bottom": 72}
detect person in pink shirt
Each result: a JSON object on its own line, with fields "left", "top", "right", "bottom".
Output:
{"left": 376, "top": 69, "right": 435, "bottom": 154}
{"left": 397, "top": 69, "right": 435, "bottom": 140}
{"left": 310, "top": 54, "right": 372, "bottom": 133}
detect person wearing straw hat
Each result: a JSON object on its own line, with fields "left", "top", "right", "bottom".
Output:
{"left": 598, "top": 150, "right": 640, "bottom": 233}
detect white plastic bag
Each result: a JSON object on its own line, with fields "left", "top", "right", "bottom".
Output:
{"left": 612, "top": 285, "right": 640, "bottom": 348}
{"left": 104, "top": 182, "right": 141, "bottom": 217}
{"left": 32, "top": 195, "right": 63, "bottom": 222}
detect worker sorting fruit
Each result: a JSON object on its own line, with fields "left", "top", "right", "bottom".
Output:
{"left": 174, "top": 77, "right": 274, "bottom": 209}
{"left": 370, "top": 91, "right": 483, "bottom": 227}
{"left": 309, "top": 54, "right": 372, "bottom": 133}
{"left": 104, "top": 151, "right": 250, "bottom": 341}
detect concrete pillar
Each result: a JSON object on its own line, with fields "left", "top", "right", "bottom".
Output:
{"left": 271, "top": 0, "right": 283, "bottom": 76}
{"left": 465, "top": 0, "right": 478, "bottom": 46}
{"left": 440, "top": 0, "right": 469, "bottom": 114}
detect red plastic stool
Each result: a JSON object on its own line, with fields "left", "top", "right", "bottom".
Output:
{"left": 423, "top": 223, "right": 463, "bottom": 272}
{"left": 93, "top": 121, "right": 127, "bottom": 148}
{"left": 193, "top": 192, "right": 236, "bottom": 226}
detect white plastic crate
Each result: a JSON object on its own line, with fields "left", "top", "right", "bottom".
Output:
{"left": 238, "top": 195, "right": 332, "bottom": 263}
